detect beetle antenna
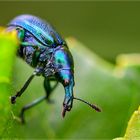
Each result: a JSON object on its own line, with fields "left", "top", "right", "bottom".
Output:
{"left": 73, "top": 97, "right": 101, "bottom": 112}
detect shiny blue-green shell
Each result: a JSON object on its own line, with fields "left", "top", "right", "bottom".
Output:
{"left": 8, "top": 15, "right": 65, "bottom": 47}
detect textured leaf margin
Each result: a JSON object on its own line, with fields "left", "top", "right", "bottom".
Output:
{"left": 114, "top": 106, "right": 140, "bottom": 140}
{"left": 0, "top": 29, "right": 18, "bottom": 137}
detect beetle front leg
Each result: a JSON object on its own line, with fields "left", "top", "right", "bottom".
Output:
{"left": 11, "top": 72, "right": 36, "bottom": 104}
{"left": 11, "top": 65, "right": 44, "bottom": 104}
{"left": 11, "top": 70, "right": 40, "bottom": 104}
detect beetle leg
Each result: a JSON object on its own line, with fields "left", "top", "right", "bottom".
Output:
{"left": 11, "top": 71, "right": 37, "bottom": 104}
{"left": 20, "top": 95, "right": 47, "bottom": 124}
{"left": 44, "top": 78, "right": 58, "bottom": 103}
{"left": 16, "top": 27, "right": 25, "bottom": 42}
{"left": 16, "top": 27, "right": 44, "bottom": 49}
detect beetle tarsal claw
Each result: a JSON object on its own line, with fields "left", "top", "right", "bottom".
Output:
{"left": 11, "top": 96, "right": 17, "bottom": 104}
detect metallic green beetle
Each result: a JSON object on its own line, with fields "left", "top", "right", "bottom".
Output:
{"left": 7, "top": 15, "right": 101, "bottom": 123}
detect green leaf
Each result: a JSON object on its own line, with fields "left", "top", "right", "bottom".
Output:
{"left": 114, "top": 106, "right": 140, "bottom": 140}
{"left": 124, "top": 106, "right": 140, "bottom": 139}
{"left": 0, "top": 30, "right": 18, "bottom": 137}
{"left": 1, "top": 36, "right": 140, "bottom": 139}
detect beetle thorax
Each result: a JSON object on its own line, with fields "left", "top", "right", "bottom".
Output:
{"left": 43, "top": 45, "right": 74, "bottom": 78}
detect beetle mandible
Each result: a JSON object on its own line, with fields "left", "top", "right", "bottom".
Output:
{"left": 7, "top": 15, "right": 101, "bottom": 123}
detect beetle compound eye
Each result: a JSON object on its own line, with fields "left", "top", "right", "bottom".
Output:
{"left": 64, "top": 79, "right": 70, "bottom": 86}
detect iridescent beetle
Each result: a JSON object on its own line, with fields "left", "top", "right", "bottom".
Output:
{"left": 7, "top": 15, "right": 101, "bottom": 123}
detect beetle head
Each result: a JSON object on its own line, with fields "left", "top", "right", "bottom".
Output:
{"left": 54, "top": 46, "right": 75, "bottom": 116}
{"left": 56, "top": 69, "right": 75, "bottom": 117}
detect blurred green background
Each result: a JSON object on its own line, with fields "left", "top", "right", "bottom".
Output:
{"left": 0, "top": 1, "right": 140, "bottom": 62}
{"left": 0, "top": 1, "right": 140, "bottom": 140}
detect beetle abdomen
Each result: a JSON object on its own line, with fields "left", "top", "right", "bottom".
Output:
{"left": 8, "top": 14, "right": 65, "bottom": 47}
